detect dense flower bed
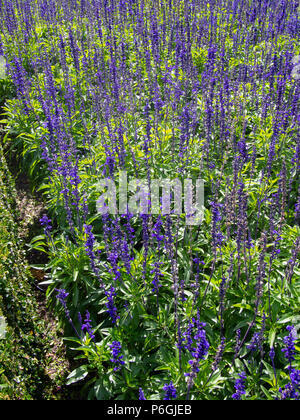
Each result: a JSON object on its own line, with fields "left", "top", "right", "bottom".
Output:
{"left": 0, "top": 0, "right": 299, "bottom": 400}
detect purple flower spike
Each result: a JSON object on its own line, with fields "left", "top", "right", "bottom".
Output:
{"left": 282, "top": 325, "right": 297, "bottom": 368}
{"left": 109, "top": 341, "right": 125, "bottom": 371}
{"left": 40, "top": 214, "right": 52, "bottom": 235}
{"left": 81, "top": 311, "right": 95, "bottom": 341}
{"left": 163, "top": 381, "right": 177, "bottom": 400}
{"left": 232, "top": 372, "right": 247, "bottom": 400}
{"left": 139, "top": 388, "right": 146, "bottom": 400}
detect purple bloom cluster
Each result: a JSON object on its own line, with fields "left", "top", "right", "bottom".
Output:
{"left": 163, "top": 381, "right": 177, "bottom": 400}
{"left": 81, "top": 311, "right": 95, "bottom": 341}
{"left": 56, "top": 288, "right": 80, "bottom": 339}
{"left": 232, "top": 372, "right": 247, "bottom": 400}
{"left": 105, "top": 286, "right": 119, "bottom": 324}
{"left": 139, "top": 388, "right": 146, "bottom": 400}
{"left": 184, "top": 315, "right": 210, "bottom": 397}
{"left": 278, "top": 325, "right": 299, "bottom": 400}
{"left": 40, "top": 214, "right": 52, "bottom": 239}
{"left": 109, "top": 341, "right": 125, "bottom": 372}
{"left": 183, "top": 316, "right": 210, "bottom": 363}
{"left": 282, "top": 325, "right": 297, "bottom": 367}
{"left": 279, "top": 368, "right": 300, "bottom": 400}
{"left": 247, "top": 330, "right": 265, "bottom": 353}
{"left": 212, "top": 337, "right": 226, "bottom": 372}
{"left": 56, "top": 288, "right": 69, "bottom": 309}
{"left": 40, "top": 214, "right": 52, "bottom": 230}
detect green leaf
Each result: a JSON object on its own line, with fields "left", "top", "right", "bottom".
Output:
{"left": 0, "top": 56, "right": 6, "bottom": 80}
{"left": 66, "top": 365, "right": 89, "bottom": 385}
{"left": 268, "top": 327, "right": 277, "bottom": 348}
{"left": 260, "top": 385, "right": 273, "bottom": 400}
{"left": 0, "top": 316, "right": 7, "bottom": 340}
{"left": 93, "top": 380, "right": 110, "bottom": 400}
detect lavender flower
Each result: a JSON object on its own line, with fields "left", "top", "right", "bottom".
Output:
{"left": 56, "top": 288, "right": 69, "bottom": 309}
{"left": 56, "top": 289, "right": 80, "bottom": 339}
{"left": 40, "top": 214, "right": 52, "bottom": 230}
{"left": 105, "top": 286, "right": 119, "bottom": 324}
{"left": 184, "top": 317, "right": 210, "bottom": 398}
{"left": 109, "top": 341, "right": 125, "bottom": 371}
{"left": 279, "top": 368, "right": 300, "bottom": 400}
{"left": 247, "top": 332, "right": 261, "bottom": 353}
{"left": 269, "top": 346, "right": 277, "bottom": 386}
{"left": 40, "top": 214, "right": 52, "bottom": 238}
{"left": 163, "top": 381, "right": 177, "bottom": 400}
{"left": 139, "top": 388, "right": 146, "bottom": 400}
{"left": 282, "top": 325, "right": 297, "bottom": 368}
{"left": 191, "top": 322, "right": 210, "bottom": 362}
{"left": 84, "top": 224, "right": 99, "bottom": 275}
{"left": 269, "top": 347, "right": 276, "bottom": 361}
{"left": 212, "top": 337, "right": 226, "bottom": 372}
{"left": 232, "top": 372, "right": 247, "bottom": 400}
{"left": 81, "top": 311, "right": 95, "bottom": 341}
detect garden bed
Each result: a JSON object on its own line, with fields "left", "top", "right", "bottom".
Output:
{"left": 0, "top": 144, "right": 71, "bottom": 399}
{"left": 0, "top": 0, "right": 299, "bottom": 401}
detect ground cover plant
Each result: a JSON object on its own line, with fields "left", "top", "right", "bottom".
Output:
{"left": 0, "top": 0, "right": 299, "bottom": 400}
{"left": 0, "top": 143, "right": 69, "bottom": 400}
